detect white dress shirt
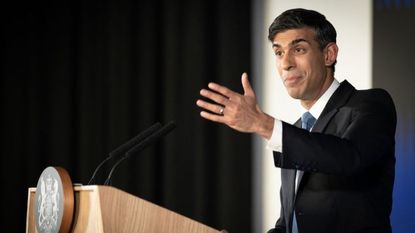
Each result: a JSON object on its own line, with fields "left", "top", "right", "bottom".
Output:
{"left": 267, "top": 79, "right": 340, "bottom": 152}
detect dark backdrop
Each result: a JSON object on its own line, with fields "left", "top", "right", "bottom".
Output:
{"left": 1, "top": 0, "right": 252, "bottom": 232}
{"left": 373, "top": 1, "right": 415, "bottom": 232}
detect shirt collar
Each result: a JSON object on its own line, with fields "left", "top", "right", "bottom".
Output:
{"left": 300, "top": 78, "right": 340, "bottom": 120}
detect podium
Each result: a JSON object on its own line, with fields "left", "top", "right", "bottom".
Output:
{"left": 26, "top": 185, "right": 222, "bottom": 233}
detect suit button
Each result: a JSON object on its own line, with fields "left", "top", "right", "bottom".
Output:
{"left": 297, "top": 211, "right": 304, "bottom": 216}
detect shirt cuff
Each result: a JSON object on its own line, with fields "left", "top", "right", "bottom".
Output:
{"left": 266, "top": 119, "right": 283, "bottom": 152}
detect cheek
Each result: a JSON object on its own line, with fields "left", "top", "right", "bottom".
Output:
{"left": 276, "top": 60, "right": 284, "bottom": 75}
{"left": 275, "top": 58, "right": 281, "bottom": 68}
{"left": 293, "top": 59, "right": 309, "bottom": 78}
{"left": 297, "top": 55, "right": 320, "bottom": 77}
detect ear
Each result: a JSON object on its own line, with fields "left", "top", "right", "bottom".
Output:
{"left": 324, "top": 42, "right": 338, "bottom": 67}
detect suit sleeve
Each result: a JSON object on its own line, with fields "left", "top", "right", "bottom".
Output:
{"left": 273, "top": 89, "right": 396, "bottom": 176}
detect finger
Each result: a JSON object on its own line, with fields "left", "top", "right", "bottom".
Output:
{"left": 196, "top": 99, "right": 224, "bottom": 115}
{"left": 200, "top": 111, "right": 226, "bottom": 123}
{"left": 200, "top": 89, "right": 229, "bottom": 106}
{"left": 207, "top": 82, "right": 237, "bottom": 99}
{"left": 241, "top": 72, "right": 255, "bottom": 97}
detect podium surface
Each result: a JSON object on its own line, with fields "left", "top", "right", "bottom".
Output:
{"left": 27, "top": 185, "right": 221, "bottom": 233}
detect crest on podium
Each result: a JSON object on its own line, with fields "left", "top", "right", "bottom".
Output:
{"left": 34, "top": 167, "right": 74, "bottom": 233}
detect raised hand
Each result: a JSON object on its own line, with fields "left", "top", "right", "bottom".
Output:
{"left": 196, "top": 72, "right": 274, "bottom": 139}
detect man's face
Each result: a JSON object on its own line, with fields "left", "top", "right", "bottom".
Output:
{"left": 272, "top": 27, "right": 336, "bottom": 105}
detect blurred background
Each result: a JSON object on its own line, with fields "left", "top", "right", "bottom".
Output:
{"left": 1, "top": 0, "right": 414, "bottom": 232}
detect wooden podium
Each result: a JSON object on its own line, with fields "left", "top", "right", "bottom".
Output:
{"left": 26, "top": 185, "right": 222, "bottom": 233}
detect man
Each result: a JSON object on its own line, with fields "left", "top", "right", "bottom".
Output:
{"left": 196, "top": 8, "right": 396, "bottom": 233}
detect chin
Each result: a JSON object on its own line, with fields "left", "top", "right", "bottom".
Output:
{"left": 286, "top": 89, "right": 303, "bottom": 100}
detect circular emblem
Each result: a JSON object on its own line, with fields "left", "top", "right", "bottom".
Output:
{"left": 34, "top": 167, "right": 74, "bottom": 233}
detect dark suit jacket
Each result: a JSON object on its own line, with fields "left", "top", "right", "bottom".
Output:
{"left": 268, "top": 80, "right": 396, "bottom": 233}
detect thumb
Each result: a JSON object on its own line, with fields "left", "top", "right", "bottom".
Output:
{"left": 241, "top": 72, "right": 255, "bottom": 97}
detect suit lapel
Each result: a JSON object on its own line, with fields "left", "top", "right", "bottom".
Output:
{"left": 297, "top": 80, "right": 356, "bottom": 193}
{"left": 281, "top": 167, "right": 296, "bottom": 230}
{"left": 311, "top": 80, "right": 355, "bottom": 133}
{"left": 281, "top": 168, "right": 296, "bottom": 206}
{"left": 280, "top": 80, "right": 356, "bottom": 229}
{"left": 281, "top": 119, "right": 302, "bottom": 229}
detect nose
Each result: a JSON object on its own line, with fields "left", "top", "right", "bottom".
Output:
{"left": 279, "top": 52, "right": 295, "bottom": 71}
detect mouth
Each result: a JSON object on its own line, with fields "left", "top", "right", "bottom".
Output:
{"left": 283, "top": 75, "right": 302, "bottom": 86}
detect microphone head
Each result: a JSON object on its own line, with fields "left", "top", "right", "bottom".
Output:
{"left": 103, "top": 120, "right": 177, "bottom": 185}
{"left": 124, "top": 121, "right": 176, "bottom": 158}
{"left": 109, "top": 122, "right": 162, "bottom": 158}
{"left": 87, "top": 122, "right": 162, "bottom": 185}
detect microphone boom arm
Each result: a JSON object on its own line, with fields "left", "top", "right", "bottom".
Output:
{"left": 103, "top": 121, "right": 176, "bottom": 185}
{"left": 87, "top": 122, "right": 162, "bottom": 185}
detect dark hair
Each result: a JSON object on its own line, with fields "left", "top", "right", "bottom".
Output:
{"left": 268, "top": 8, "right": 337, "bottom": 71}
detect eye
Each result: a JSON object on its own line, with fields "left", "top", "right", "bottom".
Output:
{"left": 294, "top": 47, "right": 306, "bottom": 54}
{"left": 275, "top": 50, "right": 283, "bottom": 57}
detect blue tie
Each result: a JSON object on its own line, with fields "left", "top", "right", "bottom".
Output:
{"left": 292, "top": 112, "right": 316, "bottom": 233}
{"left": 301, "top": 111, "right": 316, "bottom": 131}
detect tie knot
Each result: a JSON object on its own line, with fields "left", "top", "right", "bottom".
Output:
{"left": 301, "top": 112, "right": 316, "bottom": 131}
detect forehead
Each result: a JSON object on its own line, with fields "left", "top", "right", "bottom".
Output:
{"left": 272, "top": 27, "right": 317, "bottom": 47}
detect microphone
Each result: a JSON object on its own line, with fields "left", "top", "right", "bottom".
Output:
{"left": 87, "top": 122, "right": 162, "bottom": 185}
{"left": 103, "top": 121, "right": 176, "bottom": 185}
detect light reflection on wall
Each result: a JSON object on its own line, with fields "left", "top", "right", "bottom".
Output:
{"left": 375, "top": 0, "right": 414, "bottom": 9}
{"left": 392, "top": 113, "right": 415, "bottom": 232}
{"left": 373, "top": 1, "right": 415, "bottom": 232}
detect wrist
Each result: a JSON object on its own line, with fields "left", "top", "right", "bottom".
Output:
{"left": 255, "top": 113, "right": 274, "bottom": 140}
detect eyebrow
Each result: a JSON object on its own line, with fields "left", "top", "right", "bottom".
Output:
{"left": 272, "top": 38, "right": 310, "bottom": 48}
